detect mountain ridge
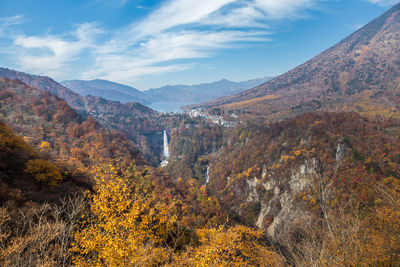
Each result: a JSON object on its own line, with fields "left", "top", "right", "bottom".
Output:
{"left": 143, "top": 76, "right": 273, "bottom": 103}
{"left": 190, "top": 3, "right": 400, "bottom": 120}
{"left": 61, "top": 79, "right": 149, "bottom": 105}
{"left": 61, "top": 76, "right": 273, "bottom": 106}
{"left": 0, "top": 67, "right": 165, "bottom": 165}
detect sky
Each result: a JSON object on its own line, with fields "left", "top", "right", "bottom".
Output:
{"left": 0, "top": 0, "right": 397, "bottom": 90}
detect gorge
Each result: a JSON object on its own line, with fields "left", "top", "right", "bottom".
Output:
{"left": 0, "top": 2, "right": 399, "bottom": 266}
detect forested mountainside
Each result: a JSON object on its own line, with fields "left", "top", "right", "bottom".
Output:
{"left": 208, "top": 112, "right": 400, "bottom": 229}
{"left": 0, "top": 119, "right": 89, "bottom": 264}
{"left": 0, "top": 120, "right": 81, "bottom": 202}
{"left": 191, "top": 3, "right": 400, "bottom": 120}
{"left": 0, "top": 116, "right": 239, "bottom": 266}
{"left": 0, "top": 68, "right": 167, "bottom": 165}
{"left": 0, "top": 78, "right": 146, "bottom": 182}
{"left": 166, "top": 116, "right": 224, "bottom": 182}
{"left": 62, "top": 79, "right": 149, "bottom": 105}
{"left": 163, "top": 111, "right": 400, "bottom": 265}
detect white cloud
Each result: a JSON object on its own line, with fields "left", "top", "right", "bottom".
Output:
{"left": 254, "top": 0, "right": 319, "bottom": 19}
{"left": 12, "top": 23, "right": 101, "bottom": 78}
{"left": 8, "top": 0, "right": 323, "bottom": 83}
{"left": 83, "top": 29, "right": 269, "bottom": 83}
{"left": 130, "top": 0, "right": 234, "bottom": 38}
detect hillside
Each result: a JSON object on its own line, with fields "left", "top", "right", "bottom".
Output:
{"left": 0, "top": 78, "right": 146, "bottom": 180}
{"left": 0, "top": 94, "right": 232, "bottom": 266}
{"left": 0, "top": 118, "right": 92, "bottom": 203}
{"left": 144, "top": 77, "right": 273, "bottom": 103}
{"left": 0, "top": 68, "right": 167, "bottom": 165}
{"left": 62, "top": 79, "right": 149, "bottom": 105}
{"left": 191, "top": 3, "right": 400, "bottom": 120}
{"left": 196, "top": 111, "right": 400, "bottom": 261}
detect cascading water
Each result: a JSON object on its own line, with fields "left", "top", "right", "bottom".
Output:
{"left": 205, "top": 165, "right": 210, "bottom": 185}
{"left": 163, "top": 130, "right": 170, "bottom": 159}
{"left": 160, "top": 130, "right": 169, "bottom": 167}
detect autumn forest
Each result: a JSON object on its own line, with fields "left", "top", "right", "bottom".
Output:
{"left": 1, "top": 2, "right": 400, "bottom": 267}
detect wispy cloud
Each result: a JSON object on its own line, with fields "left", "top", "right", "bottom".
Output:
{"left": 136, "top": 5, "right": 150, "bottom": 10}
{"left": 364, "top": 0, "right": 399, "bottom": 6}
{"left": 7, "top": 0, "right": 323, "bottom": 83}
{"left": 84, "top": 30, "right": 269, "bottom": 83}
{"left": 12, "top": 23, "right": 101, "bottom": 78}
{"left": 0, "top": 14, "right": 25, "bottom": 36}
{"left": 81, "top": 0, "right": 131, "bottom": 10}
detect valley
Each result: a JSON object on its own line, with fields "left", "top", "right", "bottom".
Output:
{"left": 0, "top": 1, "right": 400, "bottom": 266}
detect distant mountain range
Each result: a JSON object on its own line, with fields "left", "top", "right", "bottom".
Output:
{"left": 61, "top": 77, "right": 273, "bottom": 106}
{"left": 191, "top": 3, "right": 400, "bottom": 120}
{"left": 143, "top": 77, "right": 273, "bottom": 103}
{"left": 61, "top": 79, "right": 149, "bottom": 105}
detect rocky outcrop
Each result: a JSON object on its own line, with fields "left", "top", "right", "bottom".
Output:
{"left": 252, "top": 159, "right": 319, "bottom": 241}
{"left": 336, "top": 137, "right": 350, "bottom": 164}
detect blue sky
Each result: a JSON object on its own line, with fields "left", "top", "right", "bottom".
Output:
{"left": 0, "top": 0, "right": 397, "bottom": 90}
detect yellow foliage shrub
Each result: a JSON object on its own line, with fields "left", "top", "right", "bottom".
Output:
{"left": 175, "top": 225, "right": 284, "bottom": 266}
{"left": 71, "top": 163, "right": 176, "bottom": 266}
{"left": 25, "top": 159, "right": 62, "bottom": 186}
{"left": 39, "top": 141, "right": 51, "bottom": 151}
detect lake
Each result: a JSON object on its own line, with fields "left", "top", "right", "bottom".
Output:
{"left": 148, "top": 101, "right": 197, "bottom": 113}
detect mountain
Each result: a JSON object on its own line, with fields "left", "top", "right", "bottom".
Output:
{"left": 0, "top": 68, "right": 166, "bottom": 165}
{"left": 161, "top": 4, "right": 400, "bottom": 262}
{"left": 0, "top": 77, "right": 146, "bottom": 179}
{"left": 62, "top": 76, "right": 273, "bottom": 109}
{"left": 191, "top": 3, "right": 400, "bottom": 120}
{"left": 62, "top": 79, "right": 149, "bottom": 105}
{"left": 0, "top": 67, "right": 87, "bottom": 109}
{"left": 144, "top": 77, "right": 273, "bottom": 103}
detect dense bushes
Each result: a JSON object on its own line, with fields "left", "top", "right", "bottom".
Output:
{"left": 25, "top": 159, "right": 62, "bottom": 186}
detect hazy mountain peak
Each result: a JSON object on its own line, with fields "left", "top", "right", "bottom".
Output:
{"left": 143, "top": 76, "right": 273, "bottom": 104}
{"left": 62, "top": 79, "right": 149, "bottom": 104}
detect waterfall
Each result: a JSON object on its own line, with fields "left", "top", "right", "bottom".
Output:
{"left": 160, "top": 130, "right": 169, "bottom": 167}
{"left": 163, "top": 130, "right": 170, "bottom": 159}
{"left": 205, "top": 165, "right": 210, "bottom": 185}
